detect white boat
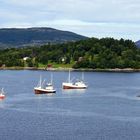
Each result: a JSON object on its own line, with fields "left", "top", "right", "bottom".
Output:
{"left": 62, "top": 70, "right": 87, "bottom": 89}
{"left": 34, "top": 75, "right": 56, "bottom": 94}
{"left": 0, "top": 88, "right": 5, "bottom": 99}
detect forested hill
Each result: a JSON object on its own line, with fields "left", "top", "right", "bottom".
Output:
{"left": 135, "top": 40, "right": 140, "bottom": 48}
{"left": 0, "top": 37, "right": 140, "bottom": 69}
{"left": 0, "top": 27, "right": 87, "bottom": 48}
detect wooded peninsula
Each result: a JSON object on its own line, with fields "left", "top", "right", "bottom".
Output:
{"left": 0, "top": 37, "right": 140, "bottom": 70}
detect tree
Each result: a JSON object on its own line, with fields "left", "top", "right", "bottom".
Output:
{"left": 26, "top": 58, "right": 34, "bottom": 67}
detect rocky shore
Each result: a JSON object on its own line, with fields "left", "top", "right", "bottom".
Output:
{"left": 1, "top": 67, "right": 140, "bottom": 72}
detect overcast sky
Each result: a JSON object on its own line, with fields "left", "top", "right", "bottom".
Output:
{"left": 0, "top": 0, "right": 140, "bottom": 41}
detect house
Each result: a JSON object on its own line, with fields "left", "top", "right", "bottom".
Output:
{"left": 78, "top": 57, "right": 83, "bottom": 62}
{"left": 23, "top": 57, "right": 30, "bottom": 61}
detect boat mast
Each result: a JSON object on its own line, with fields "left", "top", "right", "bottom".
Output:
{"left": 68, "top": 70, "right": 71, "bottom": 83}
{"left": 82, "top": 72, "right": 84, "bottom": 81}
{"left": 51, "top": 73, "right": 53, "bottom": 84}
{"left": 40, "top": 75, "right": 42, "bottom": 87}
{"left": 1, "top": 88, "right": 4, "bottom": 94}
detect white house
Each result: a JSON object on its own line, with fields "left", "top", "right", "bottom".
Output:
{"left": 23, "top": 57, "right": 30, "bottom": 61}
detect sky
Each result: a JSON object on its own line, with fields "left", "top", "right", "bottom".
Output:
{"left": 0, "top": 0, "right": 140, "bottom": 41}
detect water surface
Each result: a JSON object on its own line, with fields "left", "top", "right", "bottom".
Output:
{"left": 0, "top": 70, "right": 140, "bottom": 140}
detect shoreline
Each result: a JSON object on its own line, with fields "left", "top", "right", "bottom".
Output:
{"left": 1, "top": 67, "right": 140, "bottom": 72}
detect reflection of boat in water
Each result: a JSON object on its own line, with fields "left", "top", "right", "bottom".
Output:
{"left": 62, "top": 88, "right": 86, "bottom": 94}
{"left": 62, "top": 70, "right": 87, "bottom": 89}
{"left": 0, "top": 88, "right": 5, "bottom": 100}
{"left": 34, "top": 75, "right": 56, "bottom": 94}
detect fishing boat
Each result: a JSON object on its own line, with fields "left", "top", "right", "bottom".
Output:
{"left": 62, "top": 70, "right": 87, "bottom": 89}
{"left": 34, "top": 75, "right": 56, "bottom": 94}
{"left": 0, "top": 88, "right": 5, "bottom": 99}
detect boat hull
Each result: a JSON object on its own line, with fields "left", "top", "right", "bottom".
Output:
{"left": 62, "top": 83, "right": 87, "bottom": 89}
{"left": 63, "top": 86, "right": 87, "bottom": 89}
{"left": 34, "top": 88, "right": 56, "bottom": 94}
{"left": 0, "top": 95, "right": 5, "bottom": 99}
{"left": 63, "top": 85, "right": 87, "bottom": 89}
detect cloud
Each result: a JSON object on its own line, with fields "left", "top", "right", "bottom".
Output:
{"left": 0, "top": 0, "right": 140, "bottom": 41}
{"left": 28, "top": 19, "right": 140, "bottom": 41}
{"left": 2, "top": 0, "right": 140, "bottom": 22}
{"left": 3, "top": 0, "right": 140, "bottom": 22}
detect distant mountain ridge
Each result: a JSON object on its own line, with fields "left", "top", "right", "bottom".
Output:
{"left": 135, "top": 40, "right": 140, "bottom": 48}
{"left": 0, "top": 27, "right": 87, "bottom": 48}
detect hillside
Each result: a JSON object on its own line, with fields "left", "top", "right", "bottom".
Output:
{"left": 0, "top": 27, "right": 87, "bottom": 48}
{"left": 135, "top": 40, "right": 140, "bottom": 48}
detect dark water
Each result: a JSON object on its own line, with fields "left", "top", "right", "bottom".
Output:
{"left": 0, "top": 70, "right": 140, "bottom": 140}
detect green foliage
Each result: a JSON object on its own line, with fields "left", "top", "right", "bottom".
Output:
{"left": 0, "top": 37, "right": 139, "bottom": 69}
{"left": 26, "top": 58, "right": 38, "bottom": 67}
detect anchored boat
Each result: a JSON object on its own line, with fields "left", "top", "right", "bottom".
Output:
{"left": 62, "top": 70, "right": 87, "bottom": 89}
{"left": 0, "top": 88, "right": 5, "bottom": 100}
{"left": 34, "top": 75, "right": 56, "bottom": 94}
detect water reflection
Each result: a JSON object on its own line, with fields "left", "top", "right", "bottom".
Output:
{"left": 0, "top": 100, "right": 5, "bottom": 108}
{"left": 35, "top": 93, "right": 56, "bottom": 97}
{"left": 62, "top": 89, "right": 86, "bottom": 94}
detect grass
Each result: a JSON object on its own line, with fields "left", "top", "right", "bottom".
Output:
{"left": 38, "top": 63, "right": 47, "bottom": 68}
{"left": 38, "top": 62, "right": 75, "bottom": 68}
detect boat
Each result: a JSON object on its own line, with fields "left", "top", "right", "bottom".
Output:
{"left": 62, "top": 70, "right": 87, "bottom": 89}
{"left": 0, "top": 88, "right": 5, "bottom": 99}
{"left": 34, "top": 75, "right": 56, "bottom": 94}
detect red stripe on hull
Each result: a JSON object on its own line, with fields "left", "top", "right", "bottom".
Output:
{"left": 63, "top": 86, "right": 86, "bottom": 89}
{"left": 0, "top": 96, "right": 5, "bottom": 100}
{"left": 34, "top": 89, "right": 56, "bottom": 94}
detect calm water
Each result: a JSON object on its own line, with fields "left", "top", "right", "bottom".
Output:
{"left": 0, "top": 70, "right": 140, "bottom": 140}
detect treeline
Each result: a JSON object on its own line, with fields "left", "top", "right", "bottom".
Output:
{"left": 0, "top": 37, "right": 140, "bottom": 69}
